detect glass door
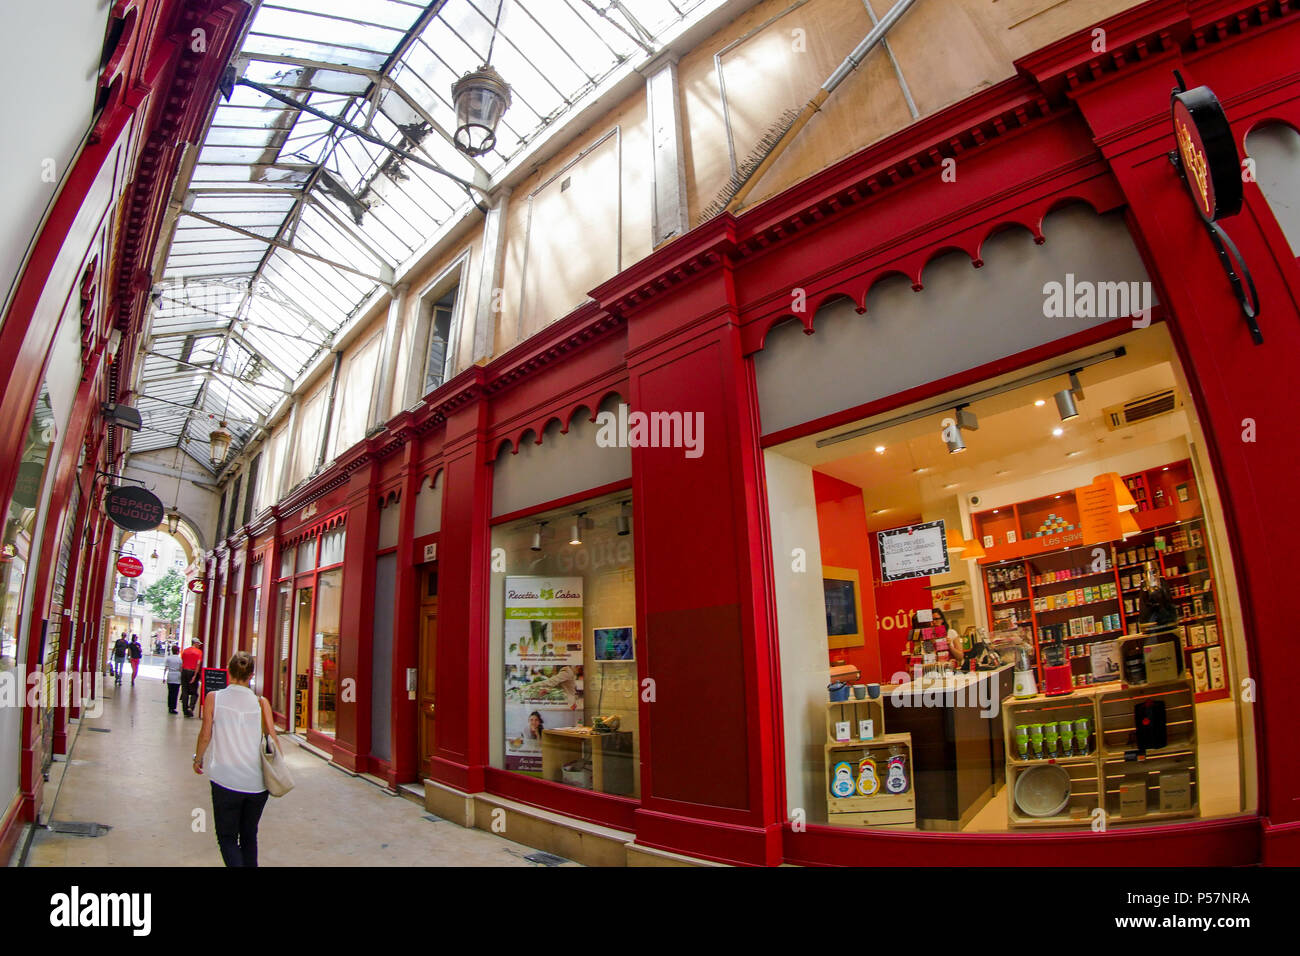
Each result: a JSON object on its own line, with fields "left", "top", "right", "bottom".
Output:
{"left": 293, "top": 585, "right": 314, "bottom": 733}
{"left": 273, "top": 583, "right": 291, "bottom": 718}
{"left": 313, "top": 569, "right": 341, "bottom": 736}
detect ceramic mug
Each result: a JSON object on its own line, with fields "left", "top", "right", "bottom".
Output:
{"left": 867, "top": 683, "right": 881, "bottom": 699}
{"left": 852, "top": 684, "right": 867, "bottom": 700}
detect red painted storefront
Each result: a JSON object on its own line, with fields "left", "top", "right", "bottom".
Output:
{"left": 5, "top": 0, "right": 1298, "bottom": 867}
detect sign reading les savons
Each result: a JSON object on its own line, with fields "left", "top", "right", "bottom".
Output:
{"left": 104, "top": 485, "right": 164, "bottom": 532}
{"left": 1171, "top": 84, "right": 1243, "bottom": 223}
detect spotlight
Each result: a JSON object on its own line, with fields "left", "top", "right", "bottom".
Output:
{"left": 946, "top": 430, "right": 966, "bottom": 454}
{"left": 569, "top": 512, "right": 586, "bottom": 546}
{"left": 1054, "top": 388, "right": 1078, "bottom": 421}
{"left": 531, "top": 522, "right": 546, "bottom": 552}
{"left": 616, "top": 501, "right": 631, "bottom": 536}
{"left": 874, "top": 445, "right": 886, "bottom": 454}
{"left": 944, "top": 404, "right": 975, "bottom": 454}
{"left": 1052, "top": 427, "right": 1064, "bottom": 437}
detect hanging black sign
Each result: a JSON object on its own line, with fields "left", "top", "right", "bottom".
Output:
{"left": 1171, "top": 84, "right": 1243, "bottom": 223}
{"left": 104, "top": 485, "right": 164, "bottom": 532}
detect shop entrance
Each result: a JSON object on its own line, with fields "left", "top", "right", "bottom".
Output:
{"left": 293, "top": 585, "right": 314, "bottom": 733}
{"left": 417, "top": 567, "right": 437, "bottom": 778}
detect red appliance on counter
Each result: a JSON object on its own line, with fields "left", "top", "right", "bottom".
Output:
{"left": 1041, "top": 641, "right": 1073, "bottom": 696}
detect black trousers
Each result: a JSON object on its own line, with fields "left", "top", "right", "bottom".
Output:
{"left": 210, "top": 782, "right": 270, "bottom": 867}
{"left": 166, "top": 682, "right": 181, "bottom": 712}
{"left": 181, "top": 670, "right": 198, "bottom": 715}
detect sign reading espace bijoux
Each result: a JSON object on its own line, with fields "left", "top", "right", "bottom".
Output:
{"left": 104, "top": 485, "right": 164, "bottom": 532}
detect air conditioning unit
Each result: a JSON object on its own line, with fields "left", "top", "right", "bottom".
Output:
{"left": 1103, "top": 389, "right": 1179, "bottom": 430}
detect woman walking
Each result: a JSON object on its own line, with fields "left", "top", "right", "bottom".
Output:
{"left": 192, "top": 651, "right": 279, "bottom": 866}
{"left": 163, "top": 644, "right": 183, "bottom": 714}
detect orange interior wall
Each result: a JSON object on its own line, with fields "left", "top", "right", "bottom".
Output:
{"left": 813, "top": 472, "right": 881, "bottom": 683}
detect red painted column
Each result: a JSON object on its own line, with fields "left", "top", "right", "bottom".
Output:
{"left": 428, "top": 379, "right": 492, "bottom": 793}
{"left": 598, "top": 230, "right": 785, "bottom": 866}
{"left": 333, "top": 466, "right": 378, "bottom": 773}
{"left": 1052, "top": 26, "right": 1300, "bottom": 862}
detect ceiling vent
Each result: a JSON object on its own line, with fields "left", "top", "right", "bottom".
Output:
{"left": 1103, "top": 389, "right": 1180, "bottom": 430}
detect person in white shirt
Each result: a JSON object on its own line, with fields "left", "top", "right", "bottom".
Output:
{"left": 192, "top": 651, "right": 280, "bottom": 866}
{"left": 163, "top": 644, "right": 183, "bottom": 714}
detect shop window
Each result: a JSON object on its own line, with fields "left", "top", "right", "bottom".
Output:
{"left": 1245, "top": 122, "right": 1300, "bottom": 258}
{"left": 272, "top": 583, "right": 291, "bottom": 717}
{"left": 490, "top": 492, "right": 639, "bottom": 798}
{"left": 763, "top": 322, "right": 1254, "bottom": 834}
{"left": 296, "top": 540, "right": 316, "bottom": 574}
{"left": 312, "top": 569, "right": 341, "bottom": 737}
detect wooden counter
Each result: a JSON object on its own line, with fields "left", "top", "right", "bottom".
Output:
{"left": 881, "top": 665, "right": 1012, "bottom": 829}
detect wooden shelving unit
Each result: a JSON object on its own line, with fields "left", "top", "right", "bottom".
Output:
{"left": 823, "top": 700, "right": 915, "bottom": 829}
{"left": 975, "top": 458, "right": 1230, "bottom": 702}
{"left": 1001, "top": 680, "right": 1199, "bottom": 828}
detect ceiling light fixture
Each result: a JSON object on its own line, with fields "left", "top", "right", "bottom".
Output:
{"left": 1052, "top": 427, "right": 1064, "bottom": 437}
{"left": 1055, "top": 369, "right": 1085, "bottom": 421}
{"left": 1034, "top": 399, "right": 1046, "bottom": 407}
{"left": 616, "top": 501, "right": 631, "bottom": 537}
{"left": 531, "top": 521, "right": 547, "bottom": 552}
{"left": 569, "top": 513, "right": 587, "bottom": 546}
{"left": 451, "top": 1, "right": 513, "bottom": 156}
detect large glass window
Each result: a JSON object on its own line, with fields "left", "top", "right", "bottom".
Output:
{"left": 765, "top": 323, "right": 1254, "bottom": 834}
{"left": 491, "top": 492, "right": 638, "bottom": 797}
{"left": 273, "top": 582, "right": 291, "bottom": 716}
{"left": 274, "top": 522, "right": 346, "bottom": 736}
{"left": 423, "top": 286, "right": 458, "bottom": 396}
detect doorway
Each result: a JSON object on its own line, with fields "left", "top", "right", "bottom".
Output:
{"left": 293, "top": 585, "right": 314, "bottom": 733}
{"left": 418, "top": 567, "right": 437, "bottom": 778}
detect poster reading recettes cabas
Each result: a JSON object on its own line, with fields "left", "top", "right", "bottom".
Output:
{"left": 504, "top": 576, "right": 584, "bottom": 773}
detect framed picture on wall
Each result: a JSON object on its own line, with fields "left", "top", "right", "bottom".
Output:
{"left": 823, "top": 566, "right": 865, "bottom": 649}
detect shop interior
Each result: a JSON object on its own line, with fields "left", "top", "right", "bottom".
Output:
{"left": 489, "top": 492, "right": 640, "bottom": 798}
{"left": 768, "top": 324, "right": 1255, "bottom": 833}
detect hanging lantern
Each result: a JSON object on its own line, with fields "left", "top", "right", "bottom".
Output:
{"left": 209, "top": 422, "right": 232, "bottom": 469}
{"left": 166, "top": 510, "right": 181, "bottom": 536}
{"left": 451, "top": 65, "right": 512, "bottom": 156}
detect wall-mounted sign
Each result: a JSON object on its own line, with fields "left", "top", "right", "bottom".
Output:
{"left": 116, "top": 555, "right": 144, "bottom": 578}
{"left": 1171, "top": 84, "right": 1242, "bottom": 223}
{"left": 104, "top": 485, "right": 164, "bottom": 532}
{"left": 1077, "top": 478, "right": 1121, "bottom": 545}
{"left": 423, "top": 542, "right": 437, "bottom": 562}
{"left": 186, "top": 579, "right": 205, "bottom": 594}
{"left": 877, "top": 519, "right": 950, "bottom": 583}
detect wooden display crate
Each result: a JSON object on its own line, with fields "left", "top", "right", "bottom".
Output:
{"left": 826, "top": 696, "right": 885, "bottom": 743}
{"left": 1000, "top": 679, "right": 1198, "bottom": 828}
{"left": 825, "top": 732, "right": 915, "bottom": 829}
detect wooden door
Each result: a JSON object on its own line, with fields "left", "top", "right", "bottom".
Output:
{"left": 417, "top": 571, "right": 438, "bottom": 777}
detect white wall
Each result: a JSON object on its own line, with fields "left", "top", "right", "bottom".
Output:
{"left": 764, "top": 449, "right": 832, "bottom": 824}
{"left": 0, "top": 0, "right": 110, "bottom": 318}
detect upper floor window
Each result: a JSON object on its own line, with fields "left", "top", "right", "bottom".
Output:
{"left": 423, "top": 285, "right": 459, "bottom": 396}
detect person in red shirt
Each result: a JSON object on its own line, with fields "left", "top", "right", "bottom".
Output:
{"left": 180, "top": 639, "right": 204, "bottom": 717}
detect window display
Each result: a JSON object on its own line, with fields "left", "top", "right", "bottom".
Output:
{"left": 491, "top": 492, "right": 638, "bottom": 797}
{"left": 765, "top": 323, "right": 1253, "bottom": 834}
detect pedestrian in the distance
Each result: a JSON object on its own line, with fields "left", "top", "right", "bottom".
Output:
{"left": 112, "top": 633, "right": 129, "bottom": 686}
{"left": 180, "top": 639, "right": 203, "bottom": 717}
{"left": 128, "top": 634, "right": 143, "bottom": 686}
{"left": 164, "top": 644, "right": 183, "bottom": 714}
{"left": 192, "top": 651, "right": 277, "bottom": 867}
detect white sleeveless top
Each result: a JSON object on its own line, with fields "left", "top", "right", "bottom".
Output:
{"left": 207, "top": 685, "right": 266, "bottom": 793}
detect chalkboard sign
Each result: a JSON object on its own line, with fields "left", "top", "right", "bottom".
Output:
{"left": 201, "top": 668, "right": 229, "bottom": 701}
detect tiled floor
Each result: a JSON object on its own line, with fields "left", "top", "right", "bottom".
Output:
{"left": 21, "top": 675, "right": 572, "bottom": 867}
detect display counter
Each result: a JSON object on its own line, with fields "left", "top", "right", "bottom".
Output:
{"left": 883, "top": 664, "right": 1012, "bottom": 829}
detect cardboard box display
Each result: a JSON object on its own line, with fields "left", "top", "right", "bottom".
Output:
{"left": 1191, "top": 650, "right": 1209, "bottom": 693}
{"left": 1159, "top": 771, "right": 1193, "bottom": 812}
{"left": 1120, "top": 778, "right": 1147, "bottom": 817}
{"left": 1206, "top": 645, "right": 1226, "bottom": 690}
{"left": 1143, "top": 641, "right": 1180, "bottom": 684}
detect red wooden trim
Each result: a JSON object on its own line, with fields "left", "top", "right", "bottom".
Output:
{"left": 483, "top": 767, "right": 639, "bottom": 833}
{"left": 0, "top": 790, "right": 23, "bottom": 866}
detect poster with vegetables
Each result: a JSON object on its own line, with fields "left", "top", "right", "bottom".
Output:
{"left": 504, "top": 576, "right": 584, "bottom": 773}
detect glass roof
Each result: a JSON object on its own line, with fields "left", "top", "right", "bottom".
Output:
{"left": 135, "top": 0, "right": 709, "bottom": 469}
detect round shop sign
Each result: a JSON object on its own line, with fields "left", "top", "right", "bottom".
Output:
{"left": 116, "top": 555, "right": 144, "bottom": 578}
{"left": 104, "top": 485, "right": 165, "bottom": 532}
{"left": 186, "top": 579, "right": 205, "bottom": 594}
{"left": 1171, "top": 84, "right": 1242, "bottom": 223}
{"left": 117, "top": 584, "right": 137, "bottom": 603}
